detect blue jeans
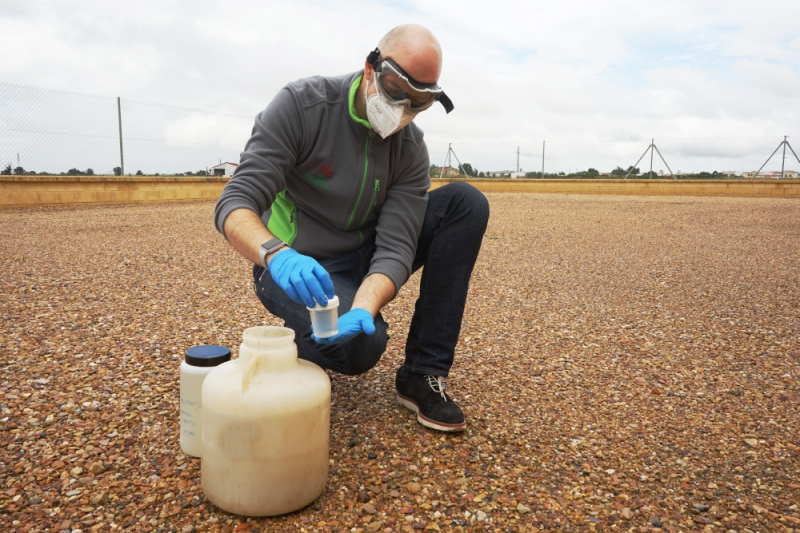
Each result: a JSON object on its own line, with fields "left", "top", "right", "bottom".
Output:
{"left": 253, "top": 182, "right": 489, "bottom": 377}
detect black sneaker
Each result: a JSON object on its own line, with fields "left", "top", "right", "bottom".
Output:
{"left": 395, "top": 369, "right": 466, "bottom": 432}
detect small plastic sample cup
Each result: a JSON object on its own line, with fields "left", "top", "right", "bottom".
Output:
{"left": 308, "top": 295, "right": 339, "bottom": 338}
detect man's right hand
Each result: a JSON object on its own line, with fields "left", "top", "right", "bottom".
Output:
{"left": 268, "top": 249, "right": 335, "bottom": 308}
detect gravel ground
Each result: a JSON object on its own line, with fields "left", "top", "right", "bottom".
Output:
{"left": 1, "top": 193, "right": 799, "bottom": 533}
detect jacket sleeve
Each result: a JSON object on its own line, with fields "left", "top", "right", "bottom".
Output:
{"left": 368, "top": 140, "right": 430, "bottom": 292}
{"left": 213, "top": 87, "right": 305, "bottom": 238}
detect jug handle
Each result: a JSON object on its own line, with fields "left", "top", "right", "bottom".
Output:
{"left": 241, "top": 353, "right": 262, "bottom": 394}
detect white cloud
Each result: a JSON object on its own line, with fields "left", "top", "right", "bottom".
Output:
{"left": 163, "top": 112, "right": 252, "bottom": 149}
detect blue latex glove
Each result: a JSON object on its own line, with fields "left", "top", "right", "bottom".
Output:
{"left": 268, "top": 248, "right": 335, "bottom": 308}
{"left": 313, "top": 308, "right": 375, "bottom": 344}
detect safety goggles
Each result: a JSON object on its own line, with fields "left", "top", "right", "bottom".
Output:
{"left": 367, "top": 48, "right": 454, "bottom": 114}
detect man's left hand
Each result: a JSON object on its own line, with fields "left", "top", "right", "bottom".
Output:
{"left": 312, "top": 308, "right": 375, "bottom": 344}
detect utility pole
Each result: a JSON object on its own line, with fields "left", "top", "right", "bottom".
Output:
{"left": 517, "top": 146, "right": 520, "bottom": 173}
{"left": 439, "top": 143, "right": 468, "bottom": 178}
{"left": 439, "top": 143, "right": 451, "bottom": 179}
{"left": 753, "top": 136, "right": 800, "bottom": 179}
{"left": 781, "top": 135, "right": 787, "bottom": 179}
{"left": 117, "top": 97, "right": 125, "bottom": 176}
{"left": 541, "top": 141, "right": 545, "bottom": 179}
{"left": 624, "top": 138, "right": 675, "bottom": 179}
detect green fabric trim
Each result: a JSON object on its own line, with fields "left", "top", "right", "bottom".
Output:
{"left": 345, "top": 136, "right": 371, "bottom": 229}
{"left": 359, "top": 178, "right": 380, "bottom": 227}
{"left": 348, "top": 75, "right": 371, "bottom": 129}
{"left": 267, "top": 191, "right": 298, "bottom": 245}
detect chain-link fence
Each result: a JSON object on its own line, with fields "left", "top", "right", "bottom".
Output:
{"left": 2, "top": 81, "right": 799, "bottom": 179}
{"left": 0, "top": 83, "right": 253, "bottom": 176}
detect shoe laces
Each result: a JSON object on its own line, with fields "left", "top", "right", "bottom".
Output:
{"left": 426, "top": 375, "right": 448, "bottom": 402}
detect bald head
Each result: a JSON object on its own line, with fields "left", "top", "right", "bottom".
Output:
{"left": 376, "top": 24, "right": 442, "bottom": 84}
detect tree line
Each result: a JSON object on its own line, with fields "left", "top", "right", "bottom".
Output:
{"left": 2, "top": 165, "right": 211, "bottom": 177}
{"left": 428, "top": 164, "right": 734, "bottom": 180}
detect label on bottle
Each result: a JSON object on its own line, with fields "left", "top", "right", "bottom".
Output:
{"left": 180, "top": 398, "right": 199, "bottom": 438}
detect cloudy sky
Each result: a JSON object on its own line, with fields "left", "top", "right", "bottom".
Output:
{"left": 2, "top": 0, "right": 799, "bottom": 174}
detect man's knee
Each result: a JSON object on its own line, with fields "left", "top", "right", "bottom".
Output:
{"left": 443, "top": 182, "right": 490, "bottom": 232}
{"left": 462, "top": 182, "right": 490, "bottom": 225}
{"left": 440, "top": 180, "right": 489, "bottom": 214}
{"left": 341, "top": 323, "right": 389, "bottom": 376}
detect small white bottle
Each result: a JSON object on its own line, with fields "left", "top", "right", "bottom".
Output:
{"left": 180, "top": 345, "right": 230, "bottom": 457}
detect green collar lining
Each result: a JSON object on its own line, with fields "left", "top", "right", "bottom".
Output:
{"left": 348, "top": 75, "right": 371, "bottom": 129}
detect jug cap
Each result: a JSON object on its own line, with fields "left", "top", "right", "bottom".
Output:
{"left": 185, "top": 345, "right": 231, "bottom": 367}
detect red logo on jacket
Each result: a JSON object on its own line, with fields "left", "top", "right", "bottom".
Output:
{"left": 319, "top": 164, "right": 332, "bottom": 178}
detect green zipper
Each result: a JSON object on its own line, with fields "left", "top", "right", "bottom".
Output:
{"left": 345, "top": 134, "right": 371, "bottom": 230}
{"left": 358, "top": 179, "right": 381, "bottom": 226}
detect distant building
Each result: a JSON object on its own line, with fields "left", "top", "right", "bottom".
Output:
{"left": 509, "top": 171, "right": 525, "bottom": 179}
{"left": 211, "top": 162, "right": 238, "bottom": 177}
{"left": 743, "top": 170, "right": 799, "bottom": 179}
{"left": 487, "top": 170, "right": 514, "bottom": 177}
{"left": 436, "top": 166, "right": 460, "bottom": 177}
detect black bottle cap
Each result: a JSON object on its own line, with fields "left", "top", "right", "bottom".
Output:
{"left": 184, "top": 345, "right": 231, "bottom": 367}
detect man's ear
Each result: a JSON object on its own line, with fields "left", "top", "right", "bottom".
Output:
{"left": 363, "top": 60, "right": 374, "bottom": 81}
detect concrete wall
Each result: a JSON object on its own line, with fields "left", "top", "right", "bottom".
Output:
{"left": 0, "top": 176, "right": 227, "bottom": 208}
{"left": 2, "top": 175, "right": 799, "bottom": 209}
{"left": 430, "top": 178, "right": 800, "bottom": 198}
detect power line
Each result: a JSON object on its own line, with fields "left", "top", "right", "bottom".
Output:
{"left": 7, "top": 128, "right": 242, "bottom": 149}
{"left": 0, "top": 82, "right": 115, "bottom": 101}
{"left": 121, "top": 98, "right": 254, "bottom": 119}
{"left": 426, "top": 135, "right": 800, "bottom": 145}
{"left": 0, "top": 82, "right": 254, "bottom": 118}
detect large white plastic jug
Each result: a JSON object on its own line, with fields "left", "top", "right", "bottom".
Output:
{"left": 200, "top": 326, "right": 330, "bottom": 516}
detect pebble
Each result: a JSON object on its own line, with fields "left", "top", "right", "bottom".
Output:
{"left": 405, "top": 482, "right": 421, "bottom": 494}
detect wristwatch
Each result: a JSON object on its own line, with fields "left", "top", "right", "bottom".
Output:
{"left": 259, "top": 237, "right": 287, "bottom": 268}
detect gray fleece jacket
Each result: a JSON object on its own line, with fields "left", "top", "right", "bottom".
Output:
{"left": 214, "top": 71, "right": 431, "bottom": 292}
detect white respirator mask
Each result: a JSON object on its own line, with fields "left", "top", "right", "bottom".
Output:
{"left": 364, "top": 76, "right": 417, "bottom": 139}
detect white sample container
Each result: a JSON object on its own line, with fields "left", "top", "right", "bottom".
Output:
{"left": 180, "top": 345, "right": 231, "bottom": 457}
{"left": 307, "top": 295, "right": 339, "bottom": 338}
{"left": 201, "top": 326, "right": 331, "bottom": 516}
